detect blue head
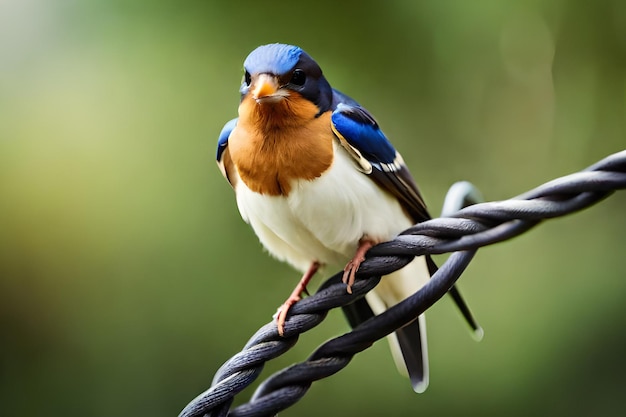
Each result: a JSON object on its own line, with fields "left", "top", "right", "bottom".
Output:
{"left": 243, "top": 44, "right": 303, "bottom": 77}
{"left": 239, "top": 43, "right": 333, "bottom": 114}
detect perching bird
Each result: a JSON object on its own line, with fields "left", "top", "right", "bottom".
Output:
{"left": 216, "top": 43, "right": 480, "bottom": 392}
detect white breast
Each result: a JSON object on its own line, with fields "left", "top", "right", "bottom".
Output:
{"left": 234, "top": 142, "right": 414, "bottom": 273}
{"left": 233, "top": 139, "right": 432, "bottom": 391}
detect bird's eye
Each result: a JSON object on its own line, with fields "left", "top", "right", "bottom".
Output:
{"left": 290, "top": 69, "right": 306, "bottom": 86}
{"left": 244, "top": 71, "right": 251, "bottom": 86}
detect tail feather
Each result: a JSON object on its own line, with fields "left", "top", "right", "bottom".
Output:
{"left": 425, "top": 256, "right": 483, "bottom": 340}
{"left": 365, "top": 256, "right": 430, "bottom": 392}
{"left": 392, "top": 315, "right": 429, "bottom": 393}
{"left": 447, "top": 285, "right": 484, "bottom": 341}
{"left": 336, "top": 255, "right": 480, "bottom": 392}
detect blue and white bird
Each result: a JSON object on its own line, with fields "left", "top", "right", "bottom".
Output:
{"left": 216, "top": 43, "right": 479, "bottom": 392}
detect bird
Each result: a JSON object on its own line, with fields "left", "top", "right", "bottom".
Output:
{"left": 216, "top": 43, "right": 481, "bottom": 393}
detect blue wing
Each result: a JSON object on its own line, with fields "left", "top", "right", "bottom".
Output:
{"left": 330, "top": 93, "right": 481, "bottom": 392}
{"left": 217, "top": 118, "right": 237, "bottom": 161}
{"left": 216, "top": 118, "right": 238, "bottom": 186}
{"left": 330, "top": 100, "right": 429, "bottom": 222}
{"left": 331, "top": 103, "right": 397, "bottom": 164}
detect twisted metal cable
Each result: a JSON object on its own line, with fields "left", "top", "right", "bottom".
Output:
{"left": 179, "top": 150, "right": 626, "bottom": 417}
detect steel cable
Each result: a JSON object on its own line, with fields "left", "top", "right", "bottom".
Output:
{"left": 179, "top": 150, "right": 626, "bottom": 417}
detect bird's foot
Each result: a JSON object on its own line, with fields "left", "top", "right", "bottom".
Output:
{"left": 342, "top": 239, "right": 374, "bottom": 294}
{"left": 275, "top": 261, "right": 320, "bottom": 336}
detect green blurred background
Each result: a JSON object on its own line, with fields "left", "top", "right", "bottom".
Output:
{"left": 1, "top": 1, "right": 625, "bottom": 416}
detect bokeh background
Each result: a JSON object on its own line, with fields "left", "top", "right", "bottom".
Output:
{"left": 1, "top": 1, "right": 625, "bottom": 416}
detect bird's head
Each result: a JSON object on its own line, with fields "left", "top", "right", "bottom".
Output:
{"left": 239, "top": 44, "right": 333, "bottom": 116}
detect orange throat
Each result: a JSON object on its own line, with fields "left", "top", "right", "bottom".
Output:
{"left": 228, "top": 94, "right": 334, "bottom": 196}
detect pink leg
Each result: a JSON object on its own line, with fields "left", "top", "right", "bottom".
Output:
{"left": 276, "top": 261, "right": 320, "bottom": 336}
{"left": 342, "top": 238, "right": 375, "bottom": 294}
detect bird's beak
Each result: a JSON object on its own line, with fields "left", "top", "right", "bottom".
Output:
{"left": 251, "top": 74, "right": 286, "bottom": 103}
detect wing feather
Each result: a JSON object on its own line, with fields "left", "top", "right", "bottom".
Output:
{"left": 216, "top": 118, "right": 238, "bottom": 187}
{"left": 330, "top": 102, "right": 429, "bottom": 223}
